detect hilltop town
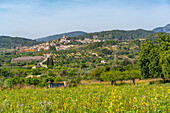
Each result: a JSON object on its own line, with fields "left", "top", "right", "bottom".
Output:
{"left": 18, "top": 35, "right": 103, "bottom": 52}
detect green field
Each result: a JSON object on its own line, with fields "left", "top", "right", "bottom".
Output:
{"left": 0, "top": 83, "right": 169, "bottom": 113}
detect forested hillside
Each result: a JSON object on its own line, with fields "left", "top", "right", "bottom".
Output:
{"left": 36, "top": 29, "right": 156, "bottom": 42}
{"left": 78, "top": 29, "right": 155, "bottom": 40}
{"left": 0, "top": 36, "right": 42, "bottom": 49}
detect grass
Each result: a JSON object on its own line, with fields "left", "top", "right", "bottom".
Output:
{"left": 0, "top": 82, "right": 169, "bottom": 113}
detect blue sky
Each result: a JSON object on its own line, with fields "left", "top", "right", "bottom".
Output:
{"left": 0, "top": 0, "right": 170, "bottom": 39}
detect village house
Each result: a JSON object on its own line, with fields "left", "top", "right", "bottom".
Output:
{"left": 101, "top": 60, "right": 106, "bottom": 63}
{"left": 93, "top": 39, "right": 101, "bottom": 42}
{"left": 60, "top": 35, "right": 70, "bottom": 43}
{"left": 93, "top": 35, "right": 99, "bottom": 39}
{"left": 26, "top": 75, "right": 42, "bottom": 78}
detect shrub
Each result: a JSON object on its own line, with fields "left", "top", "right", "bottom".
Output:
{"left": 54, "top": 77, "right": 62, "bottom": 82}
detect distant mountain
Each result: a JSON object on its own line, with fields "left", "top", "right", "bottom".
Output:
{"left": 77, "top": 29, "right": 155, "bottom": 40}
{"left": 36, "top": 31, "right": 87, "bottom": 42}
{"left": 0, "top": 36, "right": 42, "bottom": 49}
{"left": 153, "top": 24, "right": 170, "bottom": 33}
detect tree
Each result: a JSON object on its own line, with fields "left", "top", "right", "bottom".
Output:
{"left": 16, "top": 70, "right": 27, "bottom": 77}
{"left": 12, "top": 76, "right": 20, "bottom": 85}
{"left": 48, "top": 70, "right": 55, "bottom": 77}
{"left": 32, "top": 77, "right": 39, "bottom": 86}
{"left": 139, "top": 41, "right": 153, "bottom": 78}
{"left": 7, "top": 78, "right": 13, "bottom": 88}
{"left": 104, "top": 65, "right": 110, "bottom": 72}
{"left": 80, "top": 64, "right": 87, "bottom": 69}
{"left": 19, "top": 77, "right": 25, "bottom": 85}
{"left": 32, "top": 69, "right": 41, "bottom": 75}
{"left": 159, "top": 50, "right": 170, "bottom": 82}
{"left": 71, "top": 37, "right": 76, "bottom": 41}
{"left": 139, "top": 34, "right": 170, "bottom": 82}
{"left": 70, "top": 77, "right": 81, "bottom": 87}
{"left": 148, "top": 46, "right": 161, "bottom": 78}
{"left": 49, "top": 45, "right": 56, "bottom": 51}
{"left": 45, "top": 77, "right": 54, "bottom": 83}
{"left": 159, "top": 34, "right": 170, "bottom": 81}
{"left": 131, "top": 39, "right": 141, "bottom": 48}
{"left": 25, "top": 77, "right": 33, "bottom": 85}
{"left": 91, "top": 67, "right": 103, "bottom": 81}
{"left": 101, "top": 71, "right": 121, "bottom": 85}
{"left": 54, "top": 76, "right": 62, "bottom": 82}
{"left": 0, "top": 68, "right": 13, "bottom": 77}
{"left": 0, "top": 76, "right": 6, "bottom": 89}
{"left": 121, "top": 58, "right": 132, "bottom": 66}
{"left": 47, "top": 57, "right": 54, "bottom": 68}
{"left": 126, "top": 70, "right": 141, "bottom": 85}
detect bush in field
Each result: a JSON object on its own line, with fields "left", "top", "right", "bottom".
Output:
{"left": 25, "top": 77, "right": 33, "bottom": 85}
{"left": 59, "top": 69, "right": 68, "bottom": 76}
{"left": 100, "top": 65, "right": 141, "bottom": 85}
{"left": 91, "top": 67, "right": 104, "bottom": 81}
{"left": 32, "top": 69, "right": 41, "bottom": 75}
{"left": 121, "top": 58, "right": 132, "bottom": 66}
{"left": 32, "top": 77, "right": 39, "bottom": 85}
{"left": 101, "top": 71, "right": 121, "bottom": 85}
{"left": 0, "top": 76, "right": 6, "bottom": 89}
{"left": 54, "top": 77, "right": 62, "bottom": 82}
{"left": 124, "top": 70, "right": 141, "bottom": 85}
{"left": 0, "top": 68, "right": 13, "bottom": 77}
{"left": 47, "top": 70, "right": 55, "bottom": 77}
{"left": 6, "top": 76, "right": 25, "bottom": 88}
{"left": 69, "top": 77, "right": 81, "bottom": 87}
{"left": 45, "top": 77, "right": 54, "bottom": 83}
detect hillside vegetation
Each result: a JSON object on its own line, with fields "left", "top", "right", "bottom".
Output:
{"left": 0, "top": 34, "right": 169, "bottom": 86}
{"left": 78, "top": 29, "right": 156, "bottom": 40}
{"left": 0, "top": 36, "right": 41, "bottom": 49}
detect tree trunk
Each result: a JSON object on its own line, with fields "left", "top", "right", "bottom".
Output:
{"left": 121, "top": 80, "right": 123, "bottom": 84}
{"left": 111, "top": 80, "right": 114, "bottom": 85}
{"left": 133, "top": 78, "right": 135, "bottom": 85}
{"left": 0, "top": 86, "right": 3, "bottom": 91}
{"left": 115, "top": 81, "right": 117, "bottom": 85}
{"left": 100, "top": 80, "right": 103, "bottom": 82}
{"left": 161, "top": 74, "right": 166, "bottom": 83}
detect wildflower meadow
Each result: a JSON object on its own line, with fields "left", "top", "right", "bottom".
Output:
{"left": 0, "top": 83, "right": 169, "bottom": 113}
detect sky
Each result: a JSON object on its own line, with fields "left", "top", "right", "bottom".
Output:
{"left": 0, "top": 0, "right": 170, "bottom": 39}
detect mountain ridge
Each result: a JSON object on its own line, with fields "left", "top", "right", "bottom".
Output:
{"left": 153, "top": 24, "right": 170, "bottom": 33}
{"left": 76, "top": 29, "right": 155, "bottom": 40}
{"left": 36, "top": 31, "right": 87, "bottom": 42}
{"left": 36, "top": 29, "right": 156, "bottom": 42}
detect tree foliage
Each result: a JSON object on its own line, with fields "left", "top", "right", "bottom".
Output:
{"left": 139, "top": 33, "right": 170, "bottom": 81}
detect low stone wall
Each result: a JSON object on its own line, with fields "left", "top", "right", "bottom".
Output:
{"left": 11, "top": 56, "right": 44, "bottom": 63}
{"left": 49, "top": 81, "right": 67, "bottom": 88}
